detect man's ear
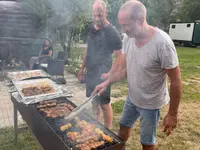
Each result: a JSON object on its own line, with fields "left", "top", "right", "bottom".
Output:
{"left": 105, "top": 9, "right": 108, "bottom": 17}
{"left": 138, "top": 16, "right": 145, "bottom": 25}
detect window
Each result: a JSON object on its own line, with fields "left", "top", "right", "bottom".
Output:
{"left": 172, "top": 25, "right": 176, "bottom": 29}
{"left": 187, "top": 24, "right": 191, "bottom": 27}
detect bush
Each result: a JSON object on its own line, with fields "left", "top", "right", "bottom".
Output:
{"left": 67, "top": 55, "right": 83, "bottom": 76}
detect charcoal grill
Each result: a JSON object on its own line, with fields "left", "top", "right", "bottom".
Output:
{"left": 11, "top": 96, "right": 125, "bottom": 150}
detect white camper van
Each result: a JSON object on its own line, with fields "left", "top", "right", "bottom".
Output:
{"left": 169, "top": 21, "right": 200, "bottom": 46}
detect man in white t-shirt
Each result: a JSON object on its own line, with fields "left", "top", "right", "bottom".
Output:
{"left": 93, "top": 0, "right": 182, "bottom": 150}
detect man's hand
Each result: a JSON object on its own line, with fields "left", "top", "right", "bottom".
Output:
{"left": 92, "top": 80, "right": 110, "bottom": 96}
{"left": 163, "top": 113, "right": 178, "bottom": 136}
{"left": 101, "top": 73, "right": 109, "bottom": 80}
{"left": 78, "top": 69, "right": 84, "bottom": 81}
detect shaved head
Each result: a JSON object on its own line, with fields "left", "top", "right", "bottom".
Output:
{"left": 120, "top": 0, "right": 147, "bottom": 21}
{"left": 118, "top": 0, "right": 147, "bottom": 38}
{"left": 92, "top": 0, "right": 107, "bottom": 12}
{"left": 92, "top": 0, "right": 108, "bottom": 28}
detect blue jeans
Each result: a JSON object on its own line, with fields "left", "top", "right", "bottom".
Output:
{"left": 120, "top": 96, "right": 160, "bottom": 145}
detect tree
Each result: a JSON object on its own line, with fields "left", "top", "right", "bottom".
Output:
{"left": 106, "top": 0, "right": 176, "bottom": 32}
{"left": 141, "top": 0, "right": 176, "bottom": 30}
{"left": 176, "top": 0, "right": 200, "bottom": 22}
{"left": 21, "top": 0, "right": 93, "bottom": 59}
{"left": 106, "top": 0, "right": 124, "bottom": 32}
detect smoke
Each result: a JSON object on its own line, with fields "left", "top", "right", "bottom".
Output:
{"left": 21, "top": 0, "right": 94, "bottom": 38}
{"left": 0, "top": 0, "right": 94, "bottom": 65}
{"left": 140, "top": 0, "right": 176, "bottom": 30}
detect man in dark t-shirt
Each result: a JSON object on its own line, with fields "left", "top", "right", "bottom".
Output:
{"left": 78, "top": 0, "right": 122, "bottom": 129}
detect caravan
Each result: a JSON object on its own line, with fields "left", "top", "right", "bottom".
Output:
{"left": 169, "top": 21, "right": 200, "bottom": 46}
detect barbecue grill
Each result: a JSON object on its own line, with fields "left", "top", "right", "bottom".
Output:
{"left": 11, "top": 96, "right": 125, "bottom": 150}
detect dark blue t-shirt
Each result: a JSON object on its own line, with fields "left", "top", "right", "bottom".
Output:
{"left": 86, "top": 24, "right": 122, "bottom": 87}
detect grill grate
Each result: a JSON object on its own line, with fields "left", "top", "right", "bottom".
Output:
{"left": 33, "top": 97, "right": 122, "bottom": 150}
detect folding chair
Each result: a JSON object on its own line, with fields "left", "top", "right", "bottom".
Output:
{"left": 38, "top": 56, "right": 51, "bottom": 71}
{"left": 47, "top": 59, "right": 66, "bottom": 84}
{"left": 57, "top": 51, "right": 65, "bottom": 60}
{"left": 57, "top": 51, "right": 69, "bottom": 65}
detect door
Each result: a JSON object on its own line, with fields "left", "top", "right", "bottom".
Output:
{"left": 193, "top": 23, "right": 200, "bottom": 44}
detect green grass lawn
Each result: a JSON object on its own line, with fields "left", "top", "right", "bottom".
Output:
{"left": 176, "top": 47, "right": 200, "bottom": 102}
{"left": 0, "top": 46, "right": 199, "bottom": 150}
{"left": 0, "top": 127, "right": 40, "bottom": 150}
{"left": 177, "top": 47, "right": 200, "bottom": 79}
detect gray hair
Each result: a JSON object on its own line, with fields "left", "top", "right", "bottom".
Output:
{"left": 93, "top": 0, "right": 107, "bottom": 10}
{"left": 121, "top": 0, "right": 147, "bottom": 20}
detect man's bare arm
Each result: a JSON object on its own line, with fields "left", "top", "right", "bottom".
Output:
{"left": 165, "top": 66, "right": 182, "bottom": 116}
{"left": 108, "top": 53, "right": 126, "bottom": 84}
{"left": 163, "top": 66, "right": 182, "bottom": 136}
{"left": 80, "top": 47, "right": 88, "bottom": 70}
{"left": 104, "top": 51, "right": 126, "bottom": 80}
{"left": 105, "top": 50, "right": 123, "bottom": 77}
{"left": 93, "top": 53, "right": 127, "bottom": 95}
{"left": 78, "top": 47, "right": 88, "bottom": 80}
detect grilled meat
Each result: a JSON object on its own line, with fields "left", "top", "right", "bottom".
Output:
{"left": 67, "top": 120, "right": 113, "bottom": 150}
{"left": 38, "top": 102, "right": 74, "bottom": 118}
{"left": 60, "top": 123, "right": 72, "bottom": 131}
{"left": 21, "top": 84, "right": 55, "bottom": 97}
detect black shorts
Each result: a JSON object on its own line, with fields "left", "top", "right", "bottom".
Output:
{"left": 86, "top": 84, "right": 111, "bottom": 105}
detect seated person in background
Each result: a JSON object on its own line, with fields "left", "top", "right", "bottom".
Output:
{"left": 29, "top": 39, "right": 53, "bottom": 70}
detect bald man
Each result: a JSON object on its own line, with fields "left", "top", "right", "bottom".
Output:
{"left": 93, "top": 0, "right": 182, "bottom": 149}
{"left": 78, "top": 0, "right": 122, "bottom": 129}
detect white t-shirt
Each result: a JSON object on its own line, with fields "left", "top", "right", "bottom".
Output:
{"left": 122, "top": 28, "right": 179, "bottom": 109}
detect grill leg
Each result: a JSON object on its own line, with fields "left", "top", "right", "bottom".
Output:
{"left": 13, "top": 103, "right": 18, "bottom": 145}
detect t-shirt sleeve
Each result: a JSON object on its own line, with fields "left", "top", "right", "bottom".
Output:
{"left": 122, "top": 34, "right": 128, "bottom": 54}
{"left": 159, "top": 41, "right": 179, "bottom": 69}
{"left": 108, "top": 27, "right": 122, "bottom": 52}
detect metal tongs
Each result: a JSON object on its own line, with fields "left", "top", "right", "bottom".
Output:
{"left": 64, "top": 93, "right": 98, "bottom": 120}
{"left": 64, "top": 68, "right": 127, "bottom": 120}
